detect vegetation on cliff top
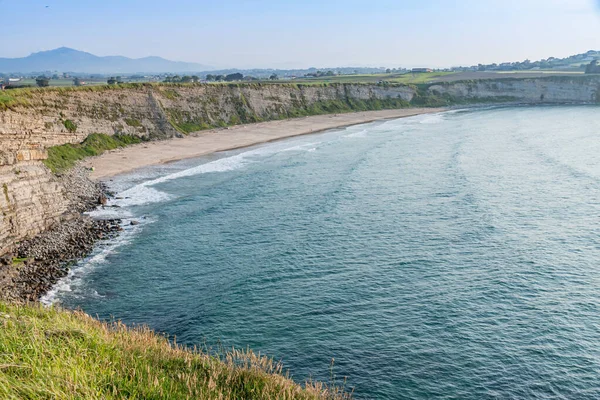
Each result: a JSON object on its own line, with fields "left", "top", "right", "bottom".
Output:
{"left": 281, "top": 71, "right": 455, "bottom": 85}
{"left": 44, "top": 133, "right": 143, "bottom": 173}
{"left": 0, "top": 93, "right": 30, "bottom": 111}
{"left": 0, "top": 302, "right": 350, "bottom": 400}
{"left": 1, "top": 75, "right": 597, "bottom": 112}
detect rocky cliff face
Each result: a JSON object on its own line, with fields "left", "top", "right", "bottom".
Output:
{"left": 0, "top": 84, "right": 417, "bottom": 141}
{"left": 0, "top": 77, "right": 598, "bottom": 255}
{"left": 427, "top": 76, "right": 600, "bottom": 103}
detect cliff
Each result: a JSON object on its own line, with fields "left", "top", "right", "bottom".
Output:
{"left": 0, "top": 77, "right": 598, "bottom": 256}
{"left": 426, "top": 76, "right": 600, "bottom": 104}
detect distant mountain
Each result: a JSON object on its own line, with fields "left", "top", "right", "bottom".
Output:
{"left": 0, "top": 47, "right": 212, "bottom": 74}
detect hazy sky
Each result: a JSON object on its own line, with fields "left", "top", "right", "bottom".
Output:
{"left": 2, "top": 0, "right": 599, "bottom": 69}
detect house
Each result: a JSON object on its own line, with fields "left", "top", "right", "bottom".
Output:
{"left": 411, "top": 68, "right": 433, "bottom": 73}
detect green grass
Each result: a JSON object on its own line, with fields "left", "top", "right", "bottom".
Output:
{"left": 388, "top": 72, "right": 455, "bottom": 84}
{"left": 0, "top": 302, "right": 349, "bottom": 400}
{"left": 11, "top": 257, "right": 27, "bottom": 266}
{"left": 0, "top": 93, "right": 30, "bottom": 111}
{"left": 0, "top": 93, "right": 14, "bottom": 104}
{"left": 279, "top": 72, "right": 456, "bottom": 85}
{"left": 43, "top": 133, "right": 143, "bottom": 173}
{"left": 161, "top": 88, "right": 180, "bottom": 100}
{"left": 62, "top": 119, "right": 77, "bottom": 133}
{"left": 124, "top": 118, "right": 142, "bottom": 127}
{"left": 174, "top": 121, "right": 209, "bottom": 133}
{"left": 286, "top": 97, "right": 411, "bottom": 118}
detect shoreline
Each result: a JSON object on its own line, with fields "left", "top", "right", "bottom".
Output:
{"left": 0, "top": 167, "right": 123, "bottom": 302}
{"left": 85, "top": 108, "right": 445, "bottom": 180}
{"left": 1, "top": 108, "right": 443, "bottom": 302}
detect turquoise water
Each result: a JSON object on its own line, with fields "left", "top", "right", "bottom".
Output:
{"left": 47, "top": 106, "right": 600, "bottom": 399}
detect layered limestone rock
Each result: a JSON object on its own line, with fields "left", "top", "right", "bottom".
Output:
{"left": 428, "top": 76, "right": 600, "bottom": 103}
{"left": 0, "top": 84, "right": 417, "bottom": 140}
{"left": 0, "top": 162, "right": 68, "bottom": 255}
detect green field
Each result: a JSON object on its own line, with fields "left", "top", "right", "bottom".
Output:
{"left": 9, "top": 78, "right": 109, "bottom": 88}
{"left": 494, "top": 70, "right": 584, "bottom": 75}
{"left": 275, "top": 71, "right": 456, "bottom": 85}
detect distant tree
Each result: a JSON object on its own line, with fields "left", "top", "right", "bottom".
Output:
{"left": 225, "top": 73, "right": 244, "bottom": 81}
{"left": 325, "top": 70, "right": 335, "bottom": 76}
{"left": 107, "top": 77, "right": 117, "bottom": 85}
{"left": 269, "top": 74, "right": 278, "bottom": 80}
{"left": 191, "top": 75, "right": 200, "bottom": 83}
{"left": 180, "top": 76, "right": 193, "bottom": 83}
{"left": 73, "top": 77, "right": 82, "bottom": 86}
{"left": 116, "top": 76, "right": 124, "bottom": 84}
{"left": 385, "top": 69, "right": 391, "bottom": 74}
{"left": 205, "top": 74, "right": 215, "bottom": 82}
{"left": 36, "top": 77, "right": 50, "bottom": 87}
{"left": 215, "top": 75, "right": 225, "bottom": 81}
{"left": 585, "top": 60, "right": 600, "bottom": 74}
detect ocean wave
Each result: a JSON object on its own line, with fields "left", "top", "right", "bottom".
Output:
{"left": 109, "top": 140, "right": 323, "bottom": 208}
{"left": 345, "top": 129, "right": 369, "bottom": 138}
{"left": 418, "top": 113, "right": 446, "bottom": 124}
{"left": 40, "top": 218, "right": 150, "bottom": 305}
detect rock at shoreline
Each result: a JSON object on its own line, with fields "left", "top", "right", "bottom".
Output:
{"left": 0, "top": 166, "right": 121, "bottom": 303}
{"left": 0, "top": 216, "right": 122, "bottom": 302}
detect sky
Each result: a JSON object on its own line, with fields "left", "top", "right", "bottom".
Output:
{"left": 1, "top": 0, "right": 599, "bottom": 69}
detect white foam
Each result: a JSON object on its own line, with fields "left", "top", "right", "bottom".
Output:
{"left": 40, "top": 218, "right": 151, "bottom": 305}
{"left": 86, "top": 207, "right": 133, "bottom": 220}
{"left": 108, "top": 141, "right": 323, "bottom": 208}
{"left": 111, "top": 186, "right": 173, "bottom": 208}
{"left": 345, "top": 129, "right": 369, "bottom": 138}
{"left": 419, "top": 114, "right": 445, "bottom": 124}
{"left": 279, "top": 142, "right": 322, "bottom": 152}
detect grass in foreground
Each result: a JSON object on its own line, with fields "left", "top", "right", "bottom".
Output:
{"left": 0, "top": 302, "right": 350, "bottom": 400}
{"left": 44, "top": 133, "right": 143, "bottom": 173}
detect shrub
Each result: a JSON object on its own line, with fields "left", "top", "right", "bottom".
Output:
{"left": 63, "top": 119, "right": 77, "bottom": 133}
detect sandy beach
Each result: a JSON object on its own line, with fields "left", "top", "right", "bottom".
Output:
{"left": 86, "top": 108, "right": 445, "bottom": 180}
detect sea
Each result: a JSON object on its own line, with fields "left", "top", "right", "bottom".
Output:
{"left": 42, "top": 106, "right": 600, "bottom": 399}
